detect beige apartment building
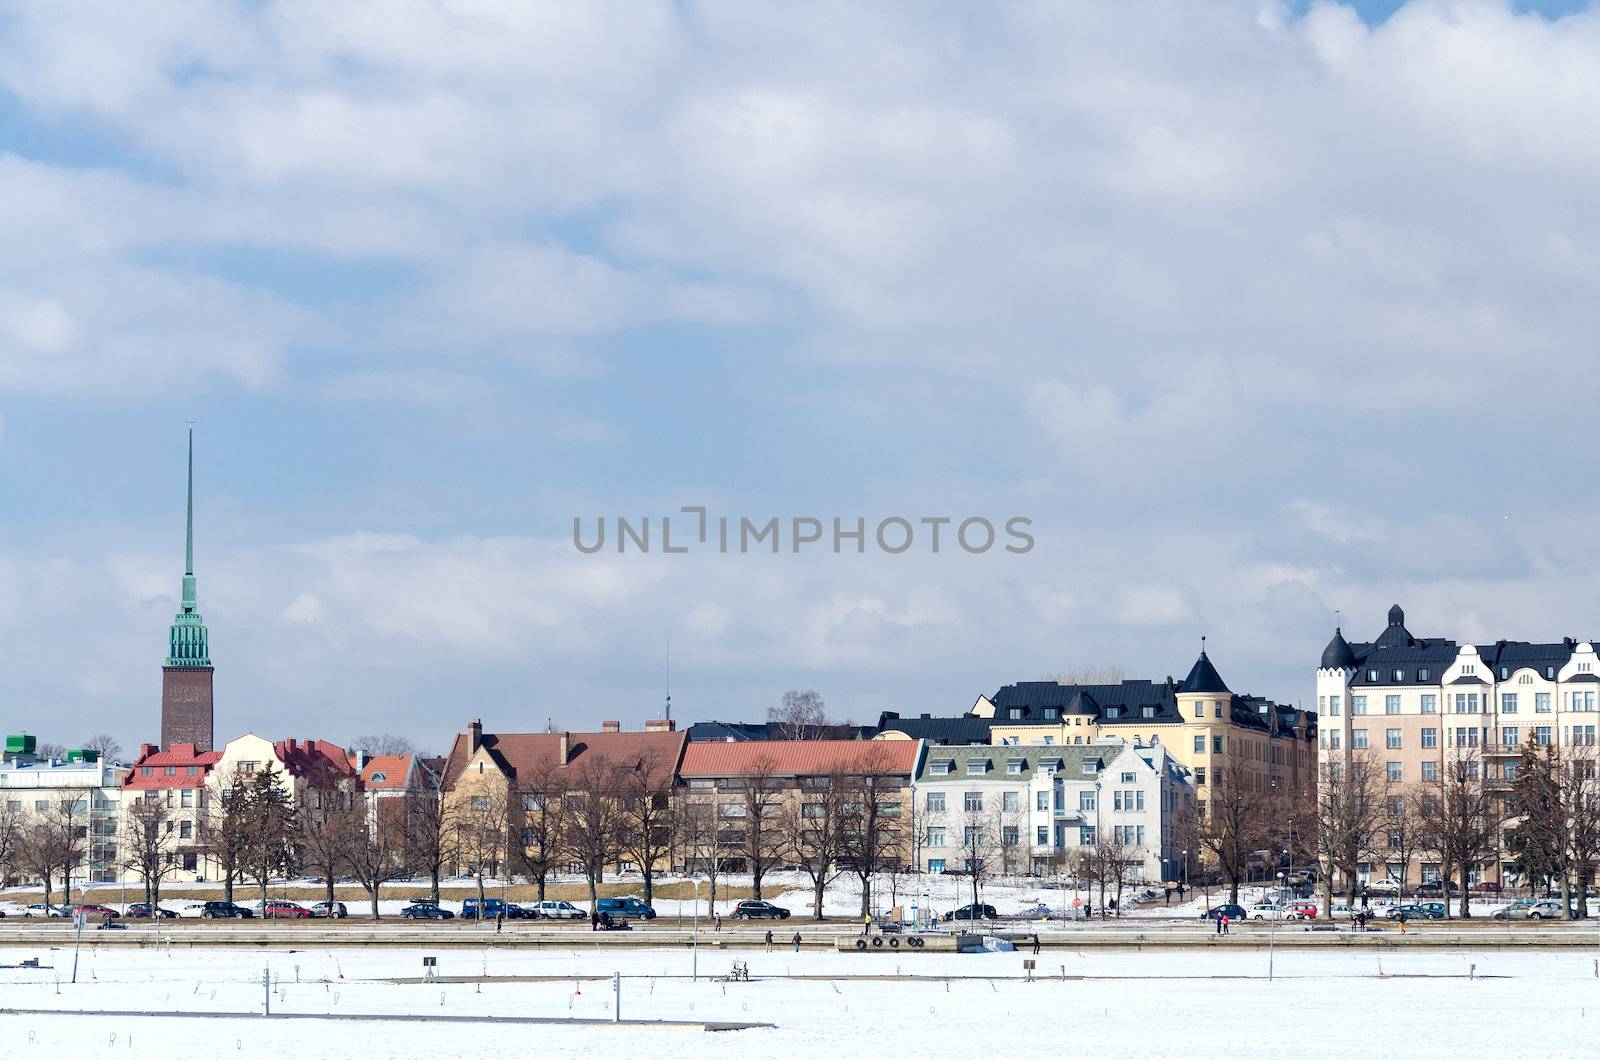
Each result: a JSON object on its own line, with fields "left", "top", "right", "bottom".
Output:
{"left": 1317, "top": 604, "right": 1600, "bottom": 888}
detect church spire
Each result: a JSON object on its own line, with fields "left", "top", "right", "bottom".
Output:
{"left": 166, "top": 428, "right": 209, "bottom": 666}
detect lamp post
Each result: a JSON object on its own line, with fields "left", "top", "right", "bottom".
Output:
{"left": 1269, "top": 870, "right": 1285, "bottom": 981}
{"left": 692, "top": 878, "right": 701, "bottom": 982}
{"left": 1182, "top": 848, "right": 1189, "bottom": 901}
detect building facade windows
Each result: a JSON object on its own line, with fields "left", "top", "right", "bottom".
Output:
{"left": 1501, "top": 693, "right": 1518, "bottom": 714}
{"left": 1421, "top": 695, "right": 1437, "bottom": 714}
{"left": 1386, "top": 696, "right": 1401, "bottom": 715}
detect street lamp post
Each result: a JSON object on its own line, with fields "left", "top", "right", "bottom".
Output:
{"left": 1269, "top": 870, "right": 1285, "bottom": 981}
{"left": 692, "top": 878, "right": 701, "bottom": 982}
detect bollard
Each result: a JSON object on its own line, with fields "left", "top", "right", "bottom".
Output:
{"left": 613, "top": 971, "right": 621, "bottom": 1023}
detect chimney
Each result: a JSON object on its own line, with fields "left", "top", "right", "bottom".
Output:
{"left": 138, "top": 743, "right": 158, "bottom": 760}
{"left": 356, "top": 749, "right": 370, "bottom": 770}
{"left": 558, "top": 731, "right": 570, "bottom": 765}
{"left": 644, "top": 719, "right": 674, "bottom": 733}
{"left": 602, "top": 720, "right": 621, "bottom": 733}
{"left": 467, "top": 720, "right": 482, "bottom": 755}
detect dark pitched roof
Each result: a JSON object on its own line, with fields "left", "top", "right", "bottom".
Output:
{"left": 875, "top": 713, "right": 994, "bottom": 745}
{"left": 989, "top": 679, "right": 1177, "bottom": 720}
{"left": 684, "top": 720, "right": 876, "bottom": 742}
{"left": 1178, "top": 651, "right": 1230, "bottom": 694}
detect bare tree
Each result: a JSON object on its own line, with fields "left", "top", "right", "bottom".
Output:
{"left": 781, "top": 768, "right": 849, "bottom": 919}
{"left": 1317, "top": 750, "right": 1390, "bottom": 912}
{"left": 1039, "top": 664, "right": 1127, "bottom": 684}
{"left": 36, "top": 742, "right": 67, "bottom": 761}
{"left": 82, "top": 734, "right": 123, "bottom": 762}
{"left": 838, "top": 745, "right": 907, "bottom": 918}
{"left": 994, "top": 799, "right": 1024, "bottom": 878}
{"left": 1199, "top": 765, "right": 1270, "bottom": 905}
{"left": 0, "top": 799, "right": 22, "bottom": 888}
{"left": 346, "top": 803, "right": 411, "bottom": 919}
{"left": 1418, "top": 745, "right": 1497, "bottom": 919}
{"left": 509, "top": 759, "right": 566, "bottom": 902}
{"left": 959, "top": 806, "right": 1000, "bottom": 911}
{"left": 767, "top": 689, "right": 831, "bottom": 739}
{"left": 1381, "top": 788, "right": 1423, "bottom": 902}
{"left": 733, "top": 754, "right": 786, "bottom": 900}
{"left": 122, "top": 797, "right": 175, "bottom": 910}
{"left": 404, "top": 785, "right": 456, "bottom": 904}
{"left": 299, "top": 798, "right": 356, "bottom": 911}
{"left": 455, "top": 786, "right": 510, "bottom": 917}
{"left": 677, "top": 790, "right": 723, "bottom": 909}
{"left": 616, "top": 748, "right": 676, "bottom": 908}
{"left": 15, "top": 822, "right": 66, "bottom": 908}
{"left": 561, "top": 755, "right": 624, "bottom": 910}
{"left": 348, "top": 734, "right": 419, "bottom": 757}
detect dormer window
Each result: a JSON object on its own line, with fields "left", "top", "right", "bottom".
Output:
{"left": 1043, "top": 708, "right": 1059, "bottom": 720}
{"left": 1007, "top": 759, "right": 1027, "bottom": 775}
{"left": 1105, "top": 707, "right": 1122, "bottom": 720}
{"left": 1419, "top": 668, "right": 1430, "bottom": 681}
{"left": 1500, "top": 667, "right": 1509, "bottom": 680}
{"left": 1393, "top": 669, "right": 1404, "bottom": 682}
{"left": 1547, "top": 666, "right": 1557, "bottom": 679}
{"left": 931, "top": 761, "right": 953, "bottom": 776}
{"left": 1462, "top": 664, "right": 1475, "bottom": 675}
{"left": 370, "top": 772, "right": 388, "bottom": 783}
{"left": 1007, "top": 708, "right": 1024, "bottom": 720}
{"left": 966, "top": 760, "right": 988, "bottom": 775}
{"left": 1141, "top": 706, "right": 1156, "bottom": 718}
{"left": 1582, "top": 662, "right": 1593, "bottom": 674}
{"left": 1083, "top": 760, "right": 1099, "bottom": 775}
{"left": 1368, "top": 669, "right": 1379, "bottom": 682}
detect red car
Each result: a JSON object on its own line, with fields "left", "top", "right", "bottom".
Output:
{"left": 257, "top": 900, "right": 313, "bottom": 919}
{"left": 71, "top": 903, "right": 120, "bottom": 920}
{"left": 1471, "top": 882, "right": 1503, "bottom": 894}
{"left": 1290, "top": 902, "right": 1318, "bottom": 920}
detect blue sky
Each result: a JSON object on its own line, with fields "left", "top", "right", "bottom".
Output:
{"left": 2, "top": 0, "right": 1600, "bottom": 754}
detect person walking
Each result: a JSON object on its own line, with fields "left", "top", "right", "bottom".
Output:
{"left": 1222, "top": 914, "right": 1230, "bottom": 935}
{"left": 1031, "top": 933, "right": 1040, "bottom": 955}
{"left": 591, "top": 909, "right": 600, "bottom": 932}
{"left": 714, "top": 912, "right": 722, "bottom": 933}
{"left": 861, "top": 913, "right": 871, "bottom": 937}
{"left": 765, "top": 928, "right": 774, "bottom": 952}
{"left": 792, "top": 931, "right": 802, "bottom": 952}
{"left": 1214, "top": 912, "right": 1223, "bottom": 936}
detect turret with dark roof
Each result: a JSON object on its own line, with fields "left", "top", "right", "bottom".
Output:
{"left": 1178, "top": 647, "right": 1230, "bottom": 694}
{"left": 1321, "top": 628, "right": 1357, "bottom": 670}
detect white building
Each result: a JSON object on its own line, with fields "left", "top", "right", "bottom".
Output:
{"left": 1, "top": 737, "right": 126, "bottom": 885}
{"left": 912, "top": 738, "right": 1194, "bottom": 882}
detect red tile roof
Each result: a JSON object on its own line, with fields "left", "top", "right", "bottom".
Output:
{"left": 441, "top": 728, "right": 686, "bottom": 790}
{"left": 356, "top": 754, "right": 415, "bottom": 790}
{"left": 121, "top": 743, "right": 222, "bottom": 790}
{"left": 679, "top": 739, "right": 920, "bottom": 778}
{"left": 273, "top": 739, "right": 357, "bottom": 784}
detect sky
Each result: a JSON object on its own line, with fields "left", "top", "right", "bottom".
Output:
{"left": 2, "top": 0, "right": 1599, "bottom": 755}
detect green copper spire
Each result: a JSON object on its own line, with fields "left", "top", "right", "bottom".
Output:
{"left": 166, "top": 427, "right": 210, "bottom": 667}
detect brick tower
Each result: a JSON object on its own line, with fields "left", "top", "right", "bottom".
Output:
{"left": 161, "top": 428, "right": 214, "bottom": 751}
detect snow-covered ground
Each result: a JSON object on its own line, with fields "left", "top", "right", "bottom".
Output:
{"left": 1, "top": 942, "right": 1598, "bottom": 1058}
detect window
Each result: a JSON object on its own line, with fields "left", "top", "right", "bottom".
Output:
{"left": 1393, "top": 669, "right": 1405, "bottom": 682}
{"left": 163, "top": 766, "right": 176, "bottom": 776}
{"left": 1351, "top": 697, "right": 1367, "bottom": 715}
{"left": 1328, "top": 731, "right": 1341, "bottom": 749}
{"left": 1421, "top": 762, "right": 1437, "bottom": 781}
{"left": 1388, "top": 796, "right": 1404, "bottom": 816}
{"left": 179, "top": 820, "right": 193, "bottom": 839}
{"left": 1454, "top": 694, "right": 1479, "bottom": 714}
{"left": 1078, "top": 826, "right": 1096, "bottom": 845}
{"left": 801, "top": 802, "right": 826, "bottom": 819}
{"left": 1326, "top": 695, "right": 1341, "bottom": 717}
{"left": 186, "top": 766, "right": 198, "bottom": 776}
{"left": 1121, "top": 771, "right": 1136, "bottom": 783}
{"left": 1037, "top": 826, "right": 1049, "bottom": 845}
{"left": 1500, "top": 667, "right": 1509, "bottom": 680}
{"left": 1421, "top": 694, "right": 1437, "bottom": 714}
{"left": 1002, "top": 791, "right": 1020, "bottom": 812}
{"left": 963, "top": 791, "right": 983, "bottom": 812}
{"left": 1386, "top": 729, "right": 1402, "bottom": 749}
{"left": 1583, "top": 661, "right": 1594, "bottom": 673}
{"left": 925, "top": 827, "right": 946, "bottom": 847}
{"left": 180, "top": 789, "right": 193, "bottom": 808}
{"left": 140, "top": 767, "right": 153, "bottom": 776}
{"left": 928, "top": 859, "right": 945, "bottom": 874}
{"left": 1368, "top": 669, "right": 1379, "bottom": 682}
{"left": 1502, "top": 727, "right": 1519, "bottom": 748}
{"left": 1104, "top": 707, "right": 1122, "bottom": 719}
{"left": 1352, "top": 729, "right": 1369, "bottom": 749}
{"left": 963, "top": 826, "right": 980, "bottom": 846}
{"left": 1462, "top": 664, "right": 1476, "bottom": 675}
{"left": 1386, "top": 696, "right": 1401, "bottom": 715}
{"left": 1036, "top": 791, "right": 1048, "bottom": 811}
{"left": 1002, "top": 825, "right": 1020, "bottom": 846}
{"left": 1570, "top": 691, "right": 1597, "bottom": 712}
{"left": 1007, "top": 759, "right": 1026, "bottom": 775}
{"left": 1502, "top": 693, "right": 1518, "bottom": 714}
{"left": 1078, "top": 791, "right": 1096, "bottom": 811}
{"left": 1212, "top": 736, "right": 1223, "bottom": 755}
{"left": 1419, "top": 727, "right": 1436, "bottom": 748}
{"left": 1386, "top": 762, "right": 1403, "bottom": 782}
{"left": 470, "top": 796, "right": 490, "bottom": 812}
{"left": 1194, "top": 735, "right": 1206, "bottom": 754}
{"left": 1141, "top": 706, "right": 1156, "bottom": 718}
{"left": 1043, "top": 707, "right": 1059, "bottom": 720}
{"left": 1536, "top": 693, "right": 1552, "bottom": 713}
{"left": 1574, "top": 725, "right": 1597, "bottom": 746}
{"left": 1007, "top": 707, "right": 1023, "bottom": 720}
{"left": 1454, "top": 727, "right": 1478, "bottom": 748}
{"left": 1195, "top": 767, "right": 1207, "bottom": 786}
{"left": 1546, "top": 666, "right": 1557, "bottom": 680}
{"left": 1536, "top": 726, "right": 1552, "bottom": 746}
{"left": 966, "top": 760, "right": 988, "bottom": 775}
{"left": 925, "top": 791, "right": 945, "bottom": 812}
{"left": 1419, "top": 668, "right": 1430, "bottom": 681}
{"left": 182, "top": 852, "right": 197, "bottom": 871}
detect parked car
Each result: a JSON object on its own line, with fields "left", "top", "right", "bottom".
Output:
{"left": 945, "top": 903, "right": 1000, "bottom": 921}
{"left": 1416, "top": 880, "right": 1460, "bottom": 897}
{"left": 124, "top": 903, "right": 179, "bottom": 919}
{"left": 70, "top": 903, "right": 120, "bottom": 920}
{"left": 1495, "top": 900, "right": 1565, "bottom": 921}
{"left": 24, "top": 903, "right": 70, "bottom": 918}
{"left": 1471, "top": 881, "right": 1503, "bottom": 894}
{"left": 255, "top": 899, "right": 312, "bottom": 919}
{"left": 1386, "top": 903, "right": 1444, "bottom": 921}
{"left": 529, "top": 900, "right": 585, "bottom": 920}
{"left": 1200, "top": 904, "right": 1247, "bottom": 922}
{"left": 198, "top": 901, "right": 255, "bottom": 919}
{"left": 461, "top": 897, "right": 522, "bottom": 920}
{"left": 400, "top": 902, "right": 455, "bottom": 920}
{"left": 1290, "top": 902, "right": 1319, "bottom": 920}
{"left": 1364, "top": 879, "right": 1402, "bottom": 895}
{"left": 733, "top": 900, "right": 791, "bottom": 920}
{"left": 1249, "top": 903, "right": 1294, "bottom": 921}
{"left": 309, "top": 901, "right": 348, "bottom": 919}
{"left": 595, "top": 897, "right": 657, "bottom": 920}
{"left": 1329, "top": 902, "right": 1357, "bottom": 919}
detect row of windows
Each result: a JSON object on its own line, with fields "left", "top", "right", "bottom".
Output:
{"left": 1324, "top": 691, "right": 1595, "bottom": 716}
{"left": 1356, "top": 661, "right": 1592, "bottom": 684}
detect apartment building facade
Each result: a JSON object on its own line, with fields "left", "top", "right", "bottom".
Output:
{"left": 1317, "top": 603, "right": 1600, "bottom": 887}
{"left": 913, "top": 739, "right": 1194, "bottom": 881}
{"left": 1, "top": 737, "right": 126, "bottom": 885}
